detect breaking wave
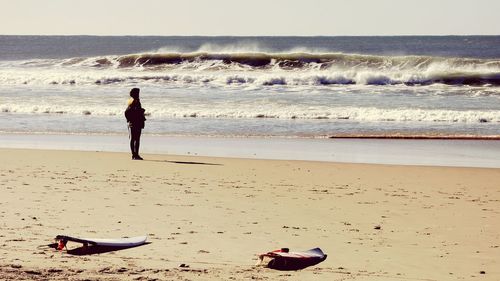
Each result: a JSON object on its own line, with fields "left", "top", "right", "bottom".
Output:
{"left": 2, "top": 102, "right": 499, "bottom": 124}
{"left": 1, "top": 51, "right": 500, "bottom": 87}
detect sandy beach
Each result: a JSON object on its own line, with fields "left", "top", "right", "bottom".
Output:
{"left": 1, "top": 148, "right": 499, "bottom": 280}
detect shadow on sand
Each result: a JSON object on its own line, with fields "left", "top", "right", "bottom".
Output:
{"left": 45, "top": 242, "right": 151, "bottom": 256}
{"left": 145, "top": 159, "right": 222, "bottom": 166}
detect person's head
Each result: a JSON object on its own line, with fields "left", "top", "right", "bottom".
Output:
{"left": 130, "top": 88, "right": 140, "bottom": 99}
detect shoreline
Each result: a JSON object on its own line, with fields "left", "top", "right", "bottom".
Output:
{"left": 328, "top": 134, "right": 500, "bottom": 140}
{"left": 1, "top": 133, "right": 499, "bottom": 168}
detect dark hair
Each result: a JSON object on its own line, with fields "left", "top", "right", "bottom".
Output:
{"left": 130, "top": 88, "right": 140, "bottom": 99}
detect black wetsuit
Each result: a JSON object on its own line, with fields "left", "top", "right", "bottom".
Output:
{"left": 125, "top": 99, "right": 146, "bottom": 159}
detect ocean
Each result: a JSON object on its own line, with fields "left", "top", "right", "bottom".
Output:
{"left": 0, "top": 35, "right": 499, "bottom": 138}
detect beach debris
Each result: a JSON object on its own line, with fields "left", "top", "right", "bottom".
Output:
{"left": 480, "top": 271, "right": 486, "bottom": 274}
{"left": 24, "top": 270, "right": 42, "bottom": 275}
{"left": 374, "top": 225, "right": 382, "bottom": 230}
{"left": 257, "top": 247, "right": 327, "bottom": 270}
{"left": 47, "top": 269, "right": 63, "bottom": 273}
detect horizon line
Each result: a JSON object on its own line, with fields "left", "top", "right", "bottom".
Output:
{"left": 1, "top": 34, "right": 499, "bottom": 37}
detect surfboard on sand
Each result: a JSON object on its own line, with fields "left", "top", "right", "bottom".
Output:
{"left": 257, "top": 247, "right": 327, "bottom": 270}
{"left": 55, "top": 235, "right": 147, "bottom": 250}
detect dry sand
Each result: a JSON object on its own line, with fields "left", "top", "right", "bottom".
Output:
{"left": 0, "top": 148, "right": 499, "bottom": 280}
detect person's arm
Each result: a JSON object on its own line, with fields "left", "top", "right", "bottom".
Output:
{"left": 125, "top": 106, "right": 132, "bottom": 122}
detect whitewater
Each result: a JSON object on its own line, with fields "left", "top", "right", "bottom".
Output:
{"left": 0, "top": 36, "right": 499, "bottom": 138}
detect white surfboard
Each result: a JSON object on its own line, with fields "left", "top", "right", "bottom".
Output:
{"left": 55, "top": 235, "right": 147, "bottom": 249}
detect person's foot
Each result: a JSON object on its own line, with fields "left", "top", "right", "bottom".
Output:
{"left": 134, "top": 155, "right": 144, "bottom": 160}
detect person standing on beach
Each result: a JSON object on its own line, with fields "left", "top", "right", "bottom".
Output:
{"left": 125, "top": 88, "right": 146, "bottom": 160}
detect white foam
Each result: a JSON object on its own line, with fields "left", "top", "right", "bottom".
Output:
{"left": 2, "top": 97, "right": 498, "bottom": 124}
{"left": 1, "top": 51, "right": 499, "bottom": 88}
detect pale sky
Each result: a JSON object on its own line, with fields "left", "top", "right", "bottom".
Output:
{"left": 1, "top": 0, "right": 499, "bottom": 36}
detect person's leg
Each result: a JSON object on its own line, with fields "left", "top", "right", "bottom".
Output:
{"left": 130, "top": 131, "right": 136, "bottom": 158}
{"left": 135, "top": 128, "right": 141, "bottom": 158}
{"left": 131, "top": 127, "right": 143, "bottom": 160}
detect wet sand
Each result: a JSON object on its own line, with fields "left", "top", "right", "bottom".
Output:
{"left": 1, "top": 148, "right": 499, "bottom": 280}
{"left": 1, "top": 133, "right": 500, "bottom": 168}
